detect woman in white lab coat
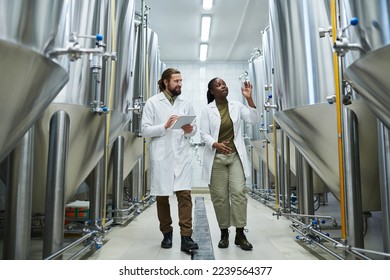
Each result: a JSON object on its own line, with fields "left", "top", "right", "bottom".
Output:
{"left": 200, "top": 77, "right": 260, "bottom": 251}
{"left": 141, "top": 68, "right": 198, "bottom": 252}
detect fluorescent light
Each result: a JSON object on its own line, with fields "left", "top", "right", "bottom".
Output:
{"left": 202, "top": 0, "right": 213, "bottom": 10}
{"left": 201, "top": 15, "right": 211, "bottom": 41}
{"left": 199, "top": 44, "right": 208, "bottom": 61}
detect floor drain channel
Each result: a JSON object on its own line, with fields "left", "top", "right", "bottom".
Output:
{"left": 191, "top": 196, "right": 215, "bottom": 260}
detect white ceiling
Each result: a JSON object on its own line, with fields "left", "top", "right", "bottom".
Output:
{"left": 135, "top": 0, "right": 269, "bottom": 63}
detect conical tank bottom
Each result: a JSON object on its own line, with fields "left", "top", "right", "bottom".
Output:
{"left": 0, "top": 41, "right": 68, "bottom": 161}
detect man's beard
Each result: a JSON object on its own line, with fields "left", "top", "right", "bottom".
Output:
{"left": 169, "top": 86, "right": 181, "bottom": 96}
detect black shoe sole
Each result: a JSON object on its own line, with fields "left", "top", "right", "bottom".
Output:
{"left": 218, "top": 242, "right": 229, "bottom": 248}
{"left": 181, "top": 245, "right": 199, "bottom": 251}
{"left": 234, "top": 240, "right": 253, "bottom": 251}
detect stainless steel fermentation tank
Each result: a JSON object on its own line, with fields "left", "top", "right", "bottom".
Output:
{"left": 0, "top": 0, "right": 69, "bottom": 162}
{"left": 251, "top": 2, "right": 332, "bottom": 205}
{"left": 248, "top": 0, "right": 390, "bottom": 257}
{"left": 0, "top": 0, "right": 70, "bottom": 260}
{"left": 32, "top": 0, "right": 138, "bottom": 217}
{"left": 262, "top": 0, "right": 381, "bottom": 212}
{"left": 340, "top": 0, "right": 390, "bottom": 254}
{"left": 342, "top": 0, "right": 390, "bottom": 130}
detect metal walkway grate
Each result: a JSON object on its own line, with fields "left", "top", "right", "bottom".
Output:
{"left": 191, "top": 196, "right": 215, "bottom": 260}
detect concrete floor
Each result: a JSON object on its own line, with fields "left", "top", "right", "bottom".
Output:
{"left": 84, "top": 192, "right": 333, "bottom": 260}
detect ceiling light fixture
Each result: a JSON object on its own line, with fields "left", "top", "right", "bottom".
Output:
{"left": 202, "top": 0, "right": 213, "bottom": 10}
{"left": 201, "top": 15, "right": 211, "bottom": 42}
{"left": 199, "top": 43, "right": 208, "bottom": 62}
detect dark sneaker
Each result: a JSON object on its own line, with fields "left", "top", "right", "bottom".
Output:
{"left": 161, "top": 231, "right": 173, "bottom": 249}
{"left": 235, "top": 228, "right": 253, "bottom": 251}
{"left": 181, "top": 236, "right": 199, "bottom": 252}
{"left": 218, "top": 229, "right": 229, "bottom": 248}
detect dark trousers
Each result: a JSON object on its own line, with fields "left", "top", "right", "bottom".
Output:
{"left": 156, "top": 190, "right": 193, "bottom": 236}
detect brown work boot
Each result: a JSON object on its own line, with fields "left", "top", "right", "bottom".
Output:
{"left": 218, "top": 229, "right": 229, "bottom": 248}
{"left": 235, "top": 228, "right": 253, "bottom": 251}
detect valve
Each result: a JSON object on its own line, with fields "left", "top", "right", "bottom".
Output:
{"left": 319, "top": 26, "right": 332, "bottom": 38}
{"left": 333, "top": 17, "right": 366, "bottom": 56}
{"left": 90, "top": 101, "right": 110, "bottom": 115}
{"left": 96, "top": 33, "right": 104, "bottom": 42}
{"left": 327, "top": 94, "right": 336, "bottom": 105}
{"left": 90, "top": 34, "right": 106, "bottom": 74}
{"left": 49, "top": 33, "right": 108, "bottom": 61}
{"left": 264, "top": 94, "right": 278, "bottom": 111}
{"left": 94, "top": 235, "right": 103, "bottom": 251}
{"left": 127, "top": 98, "right": 144, "bottom": 115}
{"left": 340, "top": 17, "right": 359, "bottom": 37}
{"left": 264, "top": 84, "right": 272, "bottom": 91}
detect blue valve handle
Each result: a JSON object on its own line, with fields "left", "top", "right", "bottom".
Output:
{"left": 350, "top": 17, "right": 359, "bottom": 26}
{"left": 96, "top": 34, "right": 104, "bottom": 41}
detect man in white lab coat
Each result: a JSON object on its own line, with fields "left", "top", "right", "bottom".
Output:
{"left": 141, "top": 68, "right": 198, "bottom": 253}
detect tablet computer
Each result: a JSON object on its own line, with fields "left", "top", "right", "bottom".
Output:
{"left": 172, "top": 115, "right": 196, "bottom": 129}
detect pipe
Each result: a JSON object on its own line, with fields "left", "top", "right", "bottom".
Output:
{"left": 44, "top": 231, "right": 95, "bottom": 260}
{"left": 273, "top": 118, "right": 279, "bottom": 209}
{"left": 378, "top": 122, "right": 390, "bottom": 256}
{"left": 331, "top": 0, "right": 347, "bottom": 241}
{"left": 334, "top": 244, "right": 390, "bottom": 259}
{"left": 343, "top": 108, "right": 364, "bottom": 255}
{"left": 3, "top": 127, "right": 34, "bottom": 259}
{"left": 248, "top": 48, "right": 261, "bottom": 63}
{"left": 142, "top": 0, "right": 149, "bottom": 198}
{"left": 290, "top": 216, "right": 384, "bottom": 260}
{"left": 102, "top": 0, "right": 118, "bottom": 226}
{"left": 89, "top": 159, "right": 105, "bottom": 227}
{"left": 285, "top": 136, "right": 291, "bottom": 212}
{"left": 280, "top": 131, "right": 285, "bottom": 210}
{"left": 43, "top": 111, "right": 70, "bottom": 259}
{"left": 250, "top": 144, "right": 256, "bottom": 189}
{"left": 68, "top": 241, "right": 95, "bottom": 260}
{"left": 109, "top": 204, "right": 136, "bottom": 214}
{"left": 295, "top": 148, "right": 303, "bottom": 215}
{"left": 302, "top": 156, "right": 314, "bottom": 224}
{"left": 133, "top": 158, "right": 144, "bottom": 202}
{"left": 291, "top": 225, "right": 344, "bottom": 260}
{"left": 265, "top": 139, "right": 270, "bottom": 191}
{"left": 112, "top": 136, "right": 125, "bottom": 219}
{"left": 277, "top": 212, "right": 338, "bottom": 228}
{"left": 145, "top": 4, "right": 150, "bottom": 100}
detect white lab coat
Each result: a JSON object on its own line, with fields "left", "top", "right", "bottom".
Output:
{"left": 141, "top": 92, "right": 196, "bottom": 195}
{"left": 200, "top": 100, "right": 261, "bottom": 184}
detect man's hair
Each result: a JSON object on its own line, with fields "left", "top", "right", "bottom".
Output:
{"left": 158, "top": 68, "right": 181, "bottom": 92}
